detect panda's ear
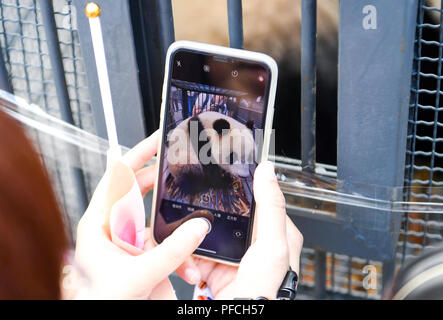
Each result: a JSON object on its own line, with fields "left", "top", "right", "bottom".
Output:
{"left": 213, "top": 118, "right": 230, "bottom": 136}
{"left": 246, "top": 120, "right": 254, "bottom": 131}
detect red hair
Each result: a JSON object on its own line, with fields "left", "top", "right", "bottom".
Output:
{"left": 0, "top": 107, "right": 67, "bottom": 299}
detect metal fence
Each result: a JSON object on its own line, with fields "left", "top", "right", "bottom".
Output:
{"left": 0, "top": 0, "right": 103, "bottom": 233}
{"left": 402, "top": 0, "right": 443, "bottom": 274}
{"left": 1, "top": 0, "right": 442, "bottom": 300}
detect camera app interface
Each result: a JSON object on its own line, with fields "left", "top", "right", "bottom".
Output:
{"left": 154, "top": 49, "right": 271, "bottom": 262}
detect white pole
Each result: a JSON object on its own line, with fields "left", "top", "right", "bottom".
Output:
{"left": 85, "top": 2, "right": 121, "bottom": 165}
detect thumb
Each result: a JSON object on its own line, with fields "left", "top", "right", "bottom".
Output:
{"left": 253, "top": 161, "right": 287, "bottom": 243}
{"left": 134, "top": 217, "right": 210, "bottom": 287}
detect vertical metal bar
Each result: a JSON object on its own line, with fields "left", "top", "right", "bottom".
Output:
{"left": 301, "top": 0, "right": 325, "bottom": 299}
{"left": 67, "top": 3, "right": 83, "bottom": 129}
{"left": 38, "top": 0, "right": 73, "bottom": 123}
{"left": 301, "top": 0, "right": 317, "bottom": 173}
{"left": 364, "top": 258, "right": 369, "bottom": 298}
{"left": 330, "top": 253, "right": 336, "bottom": 291}
{"left": 423, "top": 0, "right": 443, "bottom": 250}
{"left": 33, "top": 0, "right": 49, "bottom": 109}
{"left": 403, "top": 1, "right": 425, "bottom": 264}
{"left": 38, "top": 0, "right": 88, "bottom": 212}
{"left": 0, "top": 44, "right": 11, "bottom": 92}
{"left": 302, "top": 0, "right": 325, "bottom": 299}
{"left": 15, "top": 0, "right": 32, "bottom": 100}
{"left": 125, "top": 0, "right": 156, "bottom": 132}
{"left": 0, "top": 1, "right": 11, "bottom": 74}
{"left": 0, "top": 0, "right": 11, "bottom": 92}
{"left": 227, "top": 0, "right": 244, "bottom": 49}
{"left": 314, "top": 250, "right": 327, "bottom": 299}
{"left": 347, "top": 256, "right": 352, "bottom": 294}
{"left": 157, "top": 0, "right": 175, "bottom": 57}
{"left": 127, "top": 0, "right": 174, "bottom": 134}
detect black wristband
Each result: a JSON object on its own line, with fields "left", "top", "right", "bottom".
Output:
{"left": 277, "top": 268, "right": 298, "bottom": 300}
{"left": 233, "top": 268, "right": 298, "bottom": 301}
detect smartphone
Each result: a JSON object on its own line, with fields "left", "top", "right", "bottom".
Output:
{"left": 151, "top": 41, "right": 277, "bottom": 265}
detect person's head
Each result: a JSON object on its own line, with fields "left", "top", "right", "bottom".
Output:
{"left": 0, "top": 108, "right": 67, "bottom": 299}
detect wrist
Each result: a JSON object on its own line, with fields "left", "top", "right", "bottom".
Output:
{"left": 229, "top": 280, "right": 278, "bottom": 300}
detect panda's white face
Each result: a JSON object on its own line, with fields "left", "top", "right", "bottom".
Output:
{"left": 198, "top": 112, "right": 255, "bottom": 177}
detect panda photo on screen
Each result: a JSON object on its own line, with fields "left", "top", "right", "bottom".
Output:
{"left": 162, "top": 86, "right": 260, "bottom": 218}
{"left": 156, "top": 82, "right": 265, "bottom": 261}
{"left": 167, "top": 111, "right": 255, "bottom": 200}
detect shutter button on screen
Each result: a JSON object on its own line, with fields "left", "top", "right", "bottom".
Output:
{"left": 233, "top": 230, "right": 244, "bottom": 238}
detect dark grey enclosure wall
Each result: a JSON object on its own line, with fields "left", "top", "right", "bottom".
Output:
{"left": 289, "top": 0, "right": 418, "bottom": 288}
{"left": 129, "top": 0, "right": 175, "bottom": 136}
{"left": 337, "top": 0, "right": 417, "bottom": 260}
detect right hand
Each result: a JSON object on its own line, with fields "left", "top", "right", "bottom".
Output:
{"left": 183, "top": 161, "right": 304, "bottom": 299}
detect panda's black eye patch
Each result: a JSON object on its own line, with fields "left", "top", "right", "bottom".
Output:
{"left": 213, "top": 119, "right": 230, "bottom": 136}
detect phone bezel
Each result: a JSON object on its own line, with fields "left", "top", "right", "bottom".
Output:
{"left": 150, "top": 40, "right": 278, "bottom": 266}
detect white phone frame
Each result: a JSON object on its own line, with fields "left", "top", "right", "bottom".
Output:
{"left": 150, "top": 40, "right": 278, "bottom": 266}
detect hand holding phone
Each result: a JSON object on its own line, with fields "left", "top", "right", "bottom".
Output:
{"left": 183, "top": 161, "right": 304, "bottom": 300}
{"left": 73, "top": 132, "right": 210, "bottom": 299}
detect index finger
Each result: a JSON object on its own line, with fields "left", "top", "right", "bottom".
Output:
{"left": 253, "top": 161, "right": 287, "bottom": 244}
{"left": 122, "top": 129, "right": 160, "bottom": 171}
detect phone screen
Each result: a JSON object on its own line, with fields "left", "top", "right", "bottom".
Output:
{"left": 153, "top": 48, "right": 272, "bottom": 263}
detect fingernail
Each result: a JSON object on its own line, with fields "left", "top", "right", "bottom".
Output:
{"left": 260, "top": 161, "right": 276, "bottom": 181}
{"left": 199, "top": 218, "right": 212, "bottom": 234}
{"left": 185, "top": 268, "right": 200, "bottom": 284}
{"left": 191, "top": 218, "right": 212, "bottom": 238}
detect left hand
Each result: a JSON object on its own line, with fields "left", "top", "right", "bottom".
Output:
{"left": 72, "top": 131, "right": 210, "bottom": 299}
